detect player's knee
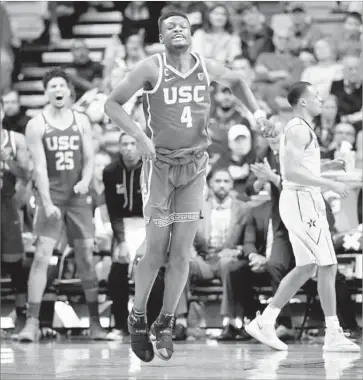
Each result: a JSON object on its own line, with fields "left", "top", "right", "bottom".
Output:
{"left": 296, "top": 263, "right": 317, "bottom": 278}
{"left": 73, "top": 238, "right": 94, "bottom": 251}
{"left": 168, "top": 252, "right": 189, "bottom": 270}
{"left": 33, "top": 238, "right": 54, "bottom": 268}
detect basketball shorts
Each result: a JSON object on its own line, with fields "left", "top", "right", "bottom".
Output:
{"left": 141, "top": 152, "right": 208, "bottom": 227}
{"left": 34, "top": 195, "right": 94, "bottom": 242}
{"left": 1, "top": 196, "right": 25, "bottom": 262}
{"left": 279, "top": 188, "right": 337, "bottom": 267}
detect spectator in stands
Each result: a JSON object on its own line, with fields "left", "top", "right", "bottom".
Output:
{"left": 254, "top": 26, "right": 304, "bottom": 112}
{"left": 329, "top": 12, "right": 362, "bottom": 60}
{"left": 67, "top": 39, "right": 103, "bottom": 100}
{"left": 173, "top": 168, "right": 251, "bottom": 341}
{"left": 322, "top": 122, "right": 357, "bottom": 160}
{"left": 208, "top": 84, "right": 251, "bottom": 167}
{"left": 103, "top": 32, "right": 147, "bottom": 82}
{"left": 117, "top": 1, "right": 165, "bottom": 45}
{"left": 238, "top": 3, "right": 274, "bottom": 65}
{"left": 298, "top": 49, "right": 317, "bottom": 69}
{"left": 330, "top": 55, "right": 362, "bottom": 132}
{"left": 2, "top": 90, "right": 30, "bottom": 135}
{"left": 90, "top": 152, "right": 113, "bottom": 290}
{"left": 230, "top": 55, "right": 256, "bottom": 87}
{"left": 314, "top": 95, "right": 340, "bottom": 150}
{"left": 192, "top": 4, "right": 241, "bottom": 64}
{"left": 301, "top": 39, "right": 343, "bottom": 100}
{"left": 103, "top": 132, "right": 144, "bottom": 340}
{"left": 356, "top": 130, "right": 363, "bottom": 168}
{"left": 287, "top": 3, "right": 324, "bottom": 56}
{"left": 213, "top": 124, "right": 256, "bottom": 201}
{"left": 0, "top": 48, "right": 14, "bottom": 95}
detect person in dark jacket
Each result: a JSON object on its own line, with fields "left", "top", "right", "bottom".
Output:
{"left": 102, "top": 132, "right": 144, "bottom": 339}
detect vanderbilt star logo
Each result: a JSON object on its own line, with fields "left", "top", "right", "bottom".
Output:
{"left": 307, "top": 219, "right": 316, "bottom": 228}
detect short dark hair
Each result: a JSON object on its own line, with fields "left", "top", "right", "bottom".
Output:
{"left": 158, "top": 11, "right": 190, "bottom": 33}
{"left": 345, "top": 11, "right": 362, "bottom": 24}
{"left": 207, "top": 167, "right": 232, "bottom": 183}
{"left": 43, "top": 67, "right": 70, "bottom": 89}
{"left": 287, "top": 81, "right": 312, "bottom": 107}
{"left": 203, "top": 4, "right": 233, "bottom": 34}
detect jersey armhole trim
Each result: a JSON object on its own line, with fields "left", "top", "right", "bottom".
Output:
{"left": 143, "top": 54, "right": 162, "bottom": 95}
{"left": 73, "top": 110, "right": 84, "bottom": 135}
{"left": 198, "top": 54, "right": 210, "bottom": 86}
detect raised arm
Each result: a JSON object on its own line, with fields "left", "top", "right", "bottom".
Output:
{"left": 205, "top": 58, "right": 275, "bottom": 136}
{"left": 25, "top": 118, "right": 53, "bottom": 206}
{"left": 74, "top": 112, "right": 94, "bottom": 194}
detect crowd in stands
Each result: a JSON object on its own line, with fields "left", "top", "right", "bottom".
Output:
{"left": 1, "top": 1, "right": 362, "bottom": 342}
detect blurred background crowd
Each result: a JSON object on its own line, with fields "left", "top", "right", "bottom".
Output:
{"left": 1, "top": 1, "right": 362, "bottom": 342}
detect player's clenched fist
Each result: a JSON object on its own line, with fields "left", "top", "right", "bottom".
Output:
{"left": 44, "top": 203, "right": 61, "bottom": 219}
{"left": 256, "top": 117, "right": 277, "bottom": 138}
{"left": 137, "top": 134, "right": 156, "bottom": 161}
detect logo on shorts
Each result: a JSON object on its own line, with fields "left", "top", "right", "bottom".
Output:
{"left": 307, "top": 219, "right": 316, "bottom": 228}
{"left": 198, "top": 73, "right": 204, "bottom": 81}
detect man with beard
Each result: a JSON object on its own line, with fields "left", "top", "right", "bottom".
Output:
{"left": 2, "top": 90, "right": 30, "bottom": 135}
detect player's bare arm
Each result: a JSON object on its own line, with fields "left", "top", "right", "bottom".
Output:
{"left": 2, "top": 132, "right": 29, "bottom": 181}
{"left": 320, "top": 159, "right": 346, "bottom": 172}
{"left": 284, "top": 125, "right": 349, "bottom": 197}
{"left": 204, "top": 58, "right": 276, "bottom": 137}
{"left": 104, "top": 56, "right": 158, "bottom": 160}
{"left": 25, "top": 117, "right": 61, "bottom": 217}
{"left": 74, "top": 112, "right": 94, "bottom": 194}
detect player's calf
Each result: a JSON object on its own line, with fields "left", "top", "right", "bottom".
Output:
{"left": 150, "top": 313, "right": 175, "bottom": 360}
{"left": 128, "top": 308, "right": 154, "bottom": 362}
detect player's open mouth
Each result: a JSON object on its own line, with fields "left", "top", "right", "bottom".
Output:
{"left": 55, "top": 95, "right": 63, "bottom": 101}
{"left": 173, "top": 35, "right": 185, "bottom": 41}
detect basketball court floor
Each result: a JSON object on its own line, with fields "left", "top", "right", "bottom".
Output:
{"left": 1, "top": 339, "right": 362, "bottom": 379}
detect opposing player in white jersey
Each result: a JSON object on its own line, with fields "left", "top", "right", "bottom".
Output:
{"left": 245, "top": 82, "right": 360, "bottom": 352}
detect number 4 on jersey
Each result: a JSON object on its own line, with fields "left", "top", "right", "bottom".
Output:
{"left": 181, "top": 105, "right": 193, "bottom": 128}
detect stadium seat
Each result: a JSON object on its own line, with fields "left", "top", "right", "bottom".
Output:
{"left": 79, "top": 11, "right": 123, "bottom": 23}
{"left": 57, "top": 38, "right": 111, "bottom": 50}
{"left": 20, "top": 94, "right": 47, "bottom": 108}
{"left": 14, "top": 80, "right": 43, "bottom": 92}
{"left": 73, "top": 24, "right": 121, "bottom": 37}
{"left": 42, "top": 51, "right": 103, "bottom": 64}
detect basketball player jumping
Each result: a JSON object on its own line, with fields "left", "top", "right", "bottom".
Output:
{"left": 1, "top": 101, "right": 30, "bottom": 339}
{"left": 104, "top": 11, "right": 275, "bottom": 362}
{"left": 245, "top": 82, "right": 360, "bottom": 352}
{"left": 19, "top": 68, "right": 107, "bottom": 342}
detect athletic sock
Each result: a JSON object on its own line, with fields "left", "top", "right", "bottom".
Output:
{"left": 325, "top": 316, "right": 340, "bottom": 331}
{"left": 28, "top": 302, "right": 41, "bottom": 319}
{"left": 261, "top": 305, "right": 281, "bottom": 325}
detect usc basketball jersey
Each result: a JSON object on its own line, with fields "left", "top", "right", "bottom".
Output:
{"left": 280, "top": 116, "right": 321, "bottom": 191}
{"left": 41, "top": 111, "right": 84, "bottom": 205}
{"left": 142, "top": 52, "right": 211, "bottom": 155}
{"left": 0, "top": 130, "right": 17, "bottom": 197}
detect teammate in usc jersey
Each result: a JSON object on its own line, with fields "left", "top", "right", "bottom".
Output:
{"left": 105, "top": 11, "right": 275, "bottom": 362}
{"left": 19, "top": 68, "right": 108, "bottom": 342}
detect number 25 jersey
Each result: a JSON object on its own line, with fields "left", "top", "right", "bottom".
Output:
{"left": 142, "top": 52, "right": 211, "bottom": 153}
{"left": 41, "top": 111, "right": 84, "bottom": 205}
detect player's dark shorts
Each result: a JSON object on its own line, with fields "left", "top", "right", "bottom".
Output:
{"left": 141, "top": 151, "right": 208, "bottom": 227}
{"left": 1, "top": 196, "right": 24, "bottom": 262}
{"left": 34, "top": 195, "right": 94, "bottom": 241}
